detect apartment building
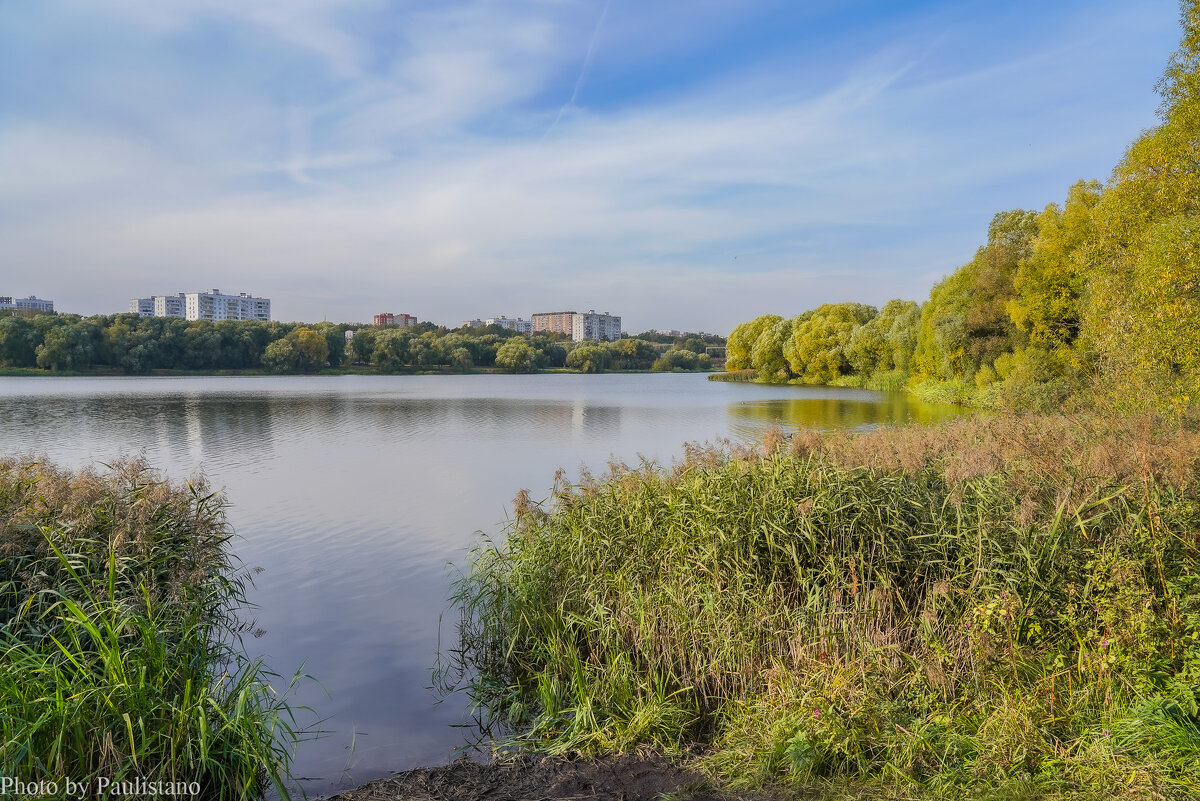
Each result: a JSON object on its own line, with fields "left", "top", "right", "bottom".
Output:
{"left": 572, "top": 310, "right": 622, "bottom": 342}
{"left": 531, "top": 311, "right": 577, "bottom": 336}
{"left": 130, "top": 290, "right": 270, "bottom": 321}
{"left": 485, "top": 316, "right": 532, "bottom": 334}
{"left": 130, "top": 298, "right": 155, "bottom": 316}
{"left": 2, "top": 295, "right": 54, "bottom": 312}
{"left": 532, "top": 310, "right": 622, "bottom": 341}
{"left": 374, "top": 313, "right": 418, "bottom": 327}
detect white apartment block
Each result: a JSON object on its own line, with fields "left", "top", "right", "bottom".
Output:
{"left": 572, "top": 310, "right": 621, "bottom": 342}
{"left": 486, "top": 316, "right": 532, "bottom": 334}
{"left": 2, "top": 295, "right": 54, "bottom": 312}
{"left": 157, "top": 295, "right": 186, "bottom": 317}
{"left": 130, "top": 290, "right": 270, "bottom": 321}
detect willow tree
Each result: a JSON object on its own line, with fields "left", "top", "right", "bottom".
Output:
{"left": 726, "top": 314, "right": 781, "bottom": 371}
{"left": 783, "top": 303, "right": 877, "bottom": 384}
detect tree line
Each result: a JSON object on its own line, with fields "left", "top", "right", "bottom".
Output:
{"left": 0, "top": 313, "right": 716, "bottom": 375}
{"left": 726, "top": 3, "right": 1200, "bottom": 412}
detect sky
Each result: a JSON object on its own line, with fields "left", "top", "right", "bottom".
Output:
{"left": 0, "top": 0, "right": 1185, "bottom": 333}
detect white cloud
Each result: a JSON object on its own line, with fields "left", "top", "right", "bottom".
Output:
{"left": 0, "top": 0, "right": 1183, "bottom": 332}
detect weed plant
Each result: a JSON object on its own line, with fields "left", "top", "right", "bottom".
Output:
{"left": 450, "top": 413, "right": 1200, "bottom": 800}
{"left": 0, "top": 458, "right": 303, "bottom": 799}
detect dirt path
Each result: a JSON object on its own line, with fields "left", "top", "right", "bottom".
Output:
{"left": 322, "top": 752, "right": 795, "bottom": 801}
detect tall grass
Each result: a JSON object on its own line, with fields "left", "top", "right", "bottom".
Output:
{"left": 448, "top": 413, "right": 1200, "bottom": 799}
{"left": 0, "top": 458, "right": 304, "bottom": 799}
{"left": 706, "top": 369, "right": 759, "bottom": 383}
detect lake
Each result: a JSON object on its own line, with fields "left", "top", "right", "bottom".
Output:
{"left": 0, "top": 373, "right": 962, "bottom": 797}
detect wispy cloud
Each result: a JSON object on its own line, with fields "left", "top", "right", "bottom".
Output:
{"left": 0, "top": 0, "right": 1183, "bottom": 332}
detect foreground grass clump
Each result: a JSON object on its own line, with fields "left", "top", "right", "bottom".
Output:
{"left": 452, "top": 414, "right": 1200, "bottom": 800}
{"left": 0, "top": 458, "right": 302, "bottom": 800}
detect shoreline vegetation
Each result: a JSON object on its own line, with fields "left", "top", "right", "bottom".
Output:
{"left": 0, "top": 458, "right": 304, "bottom": 800}
{"left": 0, "top": 363, "right": 718, "bottom": 379}
{"left": 0, "top": 314, "right": 724, "bottom": 377}
{"left": 443, "top": 412, "right": 1200, "bottom": 800}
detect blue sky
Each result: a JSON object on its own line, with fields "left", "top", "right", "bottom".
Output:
{"left": 0, "top": 0, "right": 1184, "bottom": 332}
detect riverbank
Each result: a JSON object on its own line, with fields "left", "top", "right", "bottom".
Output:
{"left": 445, "top": 411, "right": 1200, "bottom": 800}
{"left": 324, "top": 752, "right": 796, "bottom": 801}
{"left": 0, "top": 458, "right": 301, "bottom": 799}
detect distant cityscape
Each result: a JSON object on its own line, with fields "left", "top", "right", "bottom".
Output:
{"left": 456, "top": 310, "right": 622, "bottom": 342}
{"left": 4, "top": 291, "right": 714, "bottom": 342}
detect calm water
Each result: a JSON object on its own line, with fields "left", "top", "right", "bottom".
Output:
{"left": 0, "top": 373, "right": 961, "bottom": 796}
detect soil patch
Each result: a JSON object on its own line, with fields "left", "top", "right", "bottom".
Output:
{"left": 323, "top": 752, "right": 793, "bottom": 801}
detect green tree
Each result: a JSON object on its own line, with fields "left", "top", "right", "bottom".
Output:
{"left": 726, "top": 314, "right": 781, "bottom": 370}
{"left": 495, "top": 339, "right": 539, "bottom": 373}
{"left": 565, "top": 344, "right": 610, "bottom": 373}
{"left": 348, "top": 328, "right": 377, "bottom": 364}
{"left": 35, "top": 323, "right": 95, "bottom": 371}
{"left": 604, "top": 339, "right": 657, "bottom": 370}
{"left": 371, "top": 329, "right": 410, "bottom": 372}
{"left": 913, "top": 211, "right": 1039, "bottom": 383}
{"left": 316, "top": 323, "right": 347, "bottom": 368}
{"left": 0, "top": 316, "right": 39, "bottom": 367}
{"left": 1010, "top": 180, "right": 1102, "bottom": 348}
{"left": 183, "top": 323, "right": 223, "bottom": 370}
{"left": 847, "top": 299, "right": 920, "bottom": 377}
{"left": 286, "top": 327, "right": 330, "bottom": 371}
{"left": 750, "top": 317, "right": 795, "bottom": 380}
{"left": 1082, "top": 1, "right": 1200, "bottom": 409}
{"left": 652, "top": 348, "right": 710, "bottom": 371}
{"left": 262, "top": 339, "right": 301, "bottom": 373}
{"left": 783, "top": 303, "right": 877, "bottom": 384}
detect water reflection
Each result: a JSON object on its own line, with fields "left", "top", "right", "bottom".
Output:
{"left": 727, "top": 389, "right": 962, "bottom": 436}
{"left": 0, "top": 374, "right": 965, "bottom": 796}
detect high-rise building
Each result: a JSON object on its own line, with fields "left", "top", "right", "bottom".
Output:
{"left": 572, "top": 311, "right": 621, "bottom": 342}
{"left": 532, "top": 310, "right": 622, "bottom": 341}
{"left": 130, "top": 290, "right": 270, "bottom": 321}
{"left": 531, "top": 311, "right": 577, "bottom": 336}
{"left": 157, "top": 295, "right": 186, "bottom": 317}
{"left": 129, "top": 298, "right": 155, "bottom": 316}
{"left": 374, "top": 313, "right": 417, "bottom": 327}
{"left": 186, "top": 290, "right": 270, "bottom": 321}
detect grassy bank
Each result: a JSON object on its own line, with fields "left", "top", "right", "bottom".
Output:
{"left": 449, "top": 413, "right": 1200, "bottom": 799}
{"left": 0, "top": 458, "right": 303, "bottom": 799}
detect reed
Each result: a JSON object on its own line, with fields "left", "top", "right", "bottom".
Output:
{"left": 449, "top": 413, "right": 1200, "bottom": 799}
{"left": 706, "top": 369, "right": 759, "bottom": 383}
{"left": 0, "top": 458, "right": 304, "bottom": 799}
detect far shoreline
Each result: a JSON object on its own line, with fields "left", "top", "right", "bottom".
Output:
{"left": 0, "top": 365, "right": 721, "bottom": 379}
